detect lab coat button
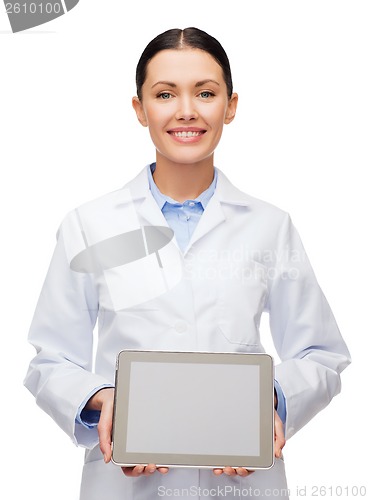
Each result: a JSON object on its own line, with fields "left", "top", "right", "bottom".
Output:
{"left": 174, "top": 320, "right": 187, "bottom": 333}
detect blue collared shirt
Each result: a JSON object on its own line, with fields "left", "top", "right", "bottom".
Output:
{"left": 147, "top": 163, "right": 217, "bottom": 252}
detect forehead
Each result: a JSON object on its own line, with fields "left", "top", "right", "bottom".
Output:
{"left": 144, "top": 49, "right": 224, "bottom": 85}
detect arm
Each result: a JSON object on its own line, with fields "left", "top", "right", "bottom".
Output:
{"left": 266, "top": 214, "right": 351, "bottom": 440}
{"left": 24, "top": 212, "right": 112, "bottom": 449}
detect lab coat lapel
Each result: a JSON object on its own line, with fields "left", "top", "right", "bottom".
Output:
{"left": 137, "top": 192, "right": 169, "bottom": 228}
{"left": 122, "top": 165, "right": 170, "bottom": 228}
{"left": 182, "top": 169, "right": 251, "bottom": 256}
{"left": 122, "top": 166, "right": 181, "bottom": 253}
{"left": 137, "top": 192, "right": 184, "bottom": 255}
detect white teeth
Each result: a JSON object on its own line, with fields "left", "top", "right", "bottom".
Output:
{"left": 173, "top": 131, "right": 201, "bottom": 137}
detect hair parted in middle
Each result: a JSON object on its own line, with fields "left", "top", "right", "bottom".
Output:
{"left": 135, "top": 27, "right": 233, "bottom": 100}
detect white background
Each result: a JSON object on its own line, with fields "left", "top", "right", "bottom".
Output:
{"left": 1, "top": 1, "right": 367, "bottom": 498}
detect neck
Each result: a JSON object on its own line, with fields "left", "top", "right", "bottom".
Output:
{"left": 153, "top": 154, "right": 215, "bottom": 203}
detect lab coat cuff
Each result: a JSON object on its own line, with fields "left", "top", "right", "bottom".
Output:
{"left": 75, "top": 384, "right": 115, "bottom": 429}
{"left": 274, "top": 379, "right": 287, "bottom": 425}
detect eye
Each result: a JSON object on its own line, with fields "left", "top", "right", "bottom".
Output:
{"left": 157, "top": 92, "right": 173, "bottom": 100}
{"left": 199, "top": 91, "right": 215, "bottom": 99}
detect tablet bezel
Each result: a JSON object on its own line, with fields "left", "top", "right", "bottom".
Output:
{"left": 111, "top": 350, "right": 274, "bottom": 469}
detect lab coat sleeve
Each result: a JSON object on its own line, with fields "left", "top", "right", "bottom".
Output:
{"left": 24, "top": 214, "right": 111, "bottom": 449}
{"left": 266, "top": 214, "right": 351, "bottom": 440}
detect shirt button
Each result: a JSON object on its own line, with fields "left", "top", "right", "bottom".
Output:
{"left": 189, "top": 202, "right": 195, "bottom": 207}
{"left": 174, "top": 320, "right": 188, "bottom": 333}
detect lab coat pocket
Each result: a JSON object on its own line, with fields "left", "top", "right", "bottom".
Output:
{"left": 216, "top": 259, "right": 268, "bottom": 346}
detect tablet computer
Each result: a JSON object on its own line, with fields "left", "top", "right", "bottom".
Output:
{"left": 112, "top": 350, "right": 274, "bottom": 469}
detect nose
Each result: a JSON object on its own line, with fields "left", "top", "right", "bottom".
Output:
{"left": 175, "top": 96, "right": 198, "bottom": 121}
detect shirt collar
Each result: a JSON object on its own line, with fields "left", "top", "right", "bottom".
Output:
{"left": 147, "top": 162, "right": 218, "bottom": 210}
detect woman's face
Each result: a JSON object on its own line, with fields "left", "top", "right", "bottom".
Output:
{"left": 132, "top": 49, "right": 238, "bottom": 168}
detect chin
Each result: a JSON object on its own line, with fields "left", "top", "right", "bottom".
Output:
{"left": 163, "top": 149, "right": 213, "bottom": 166}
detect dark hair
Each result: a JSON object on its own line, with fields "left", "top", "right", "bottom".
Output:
{"left": 136, "top": 27, "right": 233, "bottom": 100}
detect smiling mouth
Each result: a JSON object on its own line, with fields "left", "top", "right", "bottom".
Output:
{"left": 167, "top": 129, "right": 207, "bottom": 142}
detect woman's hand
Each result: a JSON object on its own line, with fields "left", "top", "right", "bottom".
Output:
{"left": 212, "top": 409, "right": 286, "bottom": 477}
{"left": 86, "top": 388, "right": 169, "bottom": 475}
{"left": 85, "top": 387, "right": 115, "bottom": 464}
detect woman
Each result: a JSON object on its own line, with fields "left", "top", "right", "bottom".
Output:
{"left": 25, "top": 27, "right": 350, "bottom": 499}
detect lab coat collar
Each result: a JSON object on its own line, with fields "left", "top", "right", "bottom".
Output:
{"left": 118, "top": 165, "right": 252, "bottom": 255}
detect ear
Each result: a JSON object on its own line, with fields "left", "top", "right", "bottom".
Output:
{"left": 224, "top": 93, "right": 238, "bottom": 125}
{"left": 132, "top": 96, "right": 148, "bottom": 127}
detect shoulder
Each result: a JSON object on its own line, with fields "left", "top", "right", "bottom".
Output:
{"left": 57, "top": 166, "right": 150, "bottom": 245}
{"left": 60, "top": 166, "right": 149, "bottom": 226}
{"left": 59, "top": 187, "right": 126, "bottom": 229}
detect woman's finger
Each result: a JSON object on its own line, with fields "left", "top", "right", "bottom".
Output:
{"left": 122, "top": 465, "right": 170, "bottom": 476}
{"left": 122, "top": 465, "right": 145, "bottom": 477}
{"left": 97, "top": 395, "right": 114, "bottom": 463}
{"left": 236, "top": 467, "right": 253, "bottom": 477}
{"left": 157, "top": 467, "right": 169, "bottom": 474}
{"left": 274, "top": 410, "right": 286, "bottom": 458}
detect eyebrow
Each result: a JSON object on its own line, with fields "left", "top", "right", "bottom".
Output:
{"left": 195, "top": 79, "right": 220, "bottom": 88}
{"left": 151, "top": 79, "right": 221, "bottom": 89}
{"left": 151, "top": 81, "right": 177, "bottom": 89}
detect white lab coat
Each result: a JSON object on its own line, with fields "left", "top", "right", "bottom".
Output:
{"left": 25, "top": 165, "right": 350, "bottom": 500}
